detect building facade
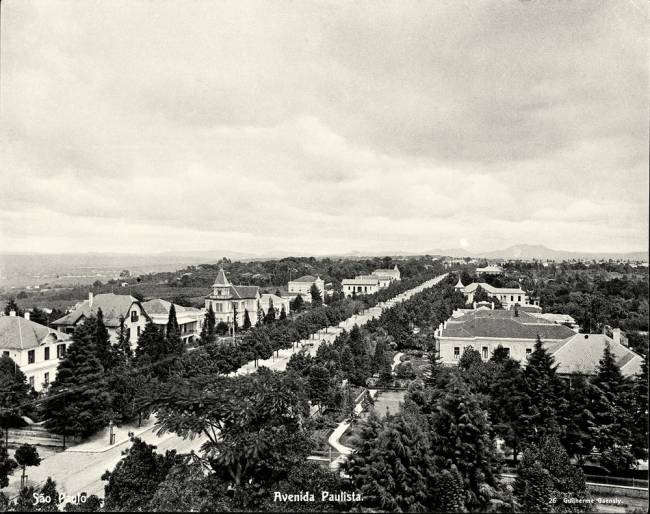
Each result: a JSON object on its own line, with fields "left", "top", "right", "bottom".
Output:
{"left": 141, "top": 299, "right": 204, "bottom": 344}
{"left": 287, "top": 275, "right": 325, "bottom": 302}
{"left": 435, "top": 308, "right": 642, "bottom": 376}
{"left": 260, "top": 293, "right": 291, "bottom": 319}
{"left": 52, "top": 293, "right": 148, "bottom": 350}
{"left": 0, "top": 312, "right": 71, "bottom": 392}
{"left": 205, "top": 268, "right": 261, "bottom": 326}
{"left": 372, "top": 265, "right": 401, "bottom": 282}
{"left": 342, "top": 277, "right": 381, "bottom": 297}
{"left": 454, "top": 278, "right": 533, "bottom": 310}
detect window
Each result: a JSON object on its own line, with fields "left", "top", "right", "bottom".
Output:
{"left": 504, "top": 347, "right": 511, "bottom": 357}
{"left": 126, "top": 328, "right": 131, "bottom": 341}
{"left": 2, "top": 351, "right": 9, "bottom": 357}
{"left": 482, "top": 347, "right": 488, "bottom": 360}
{"left": 453, "top": 347, "right": 460, "bottom": 359}
{"left": 131, "top": 310, "right": 139, "bottom": 322}
{"left": 28, "top": 350, "right": 35, "bottom": 364}
{"left": 57, "top": 344, "right": 66, "bottom": 359}
{"left": 137, "top": 326, "right": 141, "bottom": 337}
{"left": 518, "top": 295, "right": 522, "bottom": 302}
{"left": 44, "top": 347, "right": 50, "bottom": 360}
{"left": 29, "top": 376, "right": 34, "bottom": 388}
{"left": 526, "top": 348, "right": 532, "bottom": 356}
{"left": 44, "top": 372, "right": 49, "bottom": 386}
{"left": 511, "top": 295, "right": 514, "bottom": 301}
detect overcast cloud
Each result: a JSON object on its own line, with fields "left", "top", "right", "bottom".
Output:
{"left": 1, "top": 0, "right": 648, "bottom": 255}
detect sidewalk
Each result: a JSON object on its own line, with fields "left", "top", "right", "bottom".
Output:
{"left": 65, "top": 416, "right": 158, "bottom": 453}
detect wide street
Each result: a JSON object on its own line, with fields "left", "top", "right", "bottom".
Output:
{"left": 6, "top": 273, "right": 447, "bottom": 501}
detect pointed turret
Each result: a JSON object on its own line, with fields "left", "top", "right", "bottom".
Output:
{"left": 213, "top": 268, "right": 231, "bottom": 287}
{"left": 454, "top": 276, "right": 464, "bottom": 290}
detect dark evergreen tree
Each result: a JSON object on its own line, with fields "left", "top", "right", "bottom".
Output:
{"left": 0, "top": 355, "right": 32, "bottom": 442}
{"left": 310, "top": 283, "right": 323, "bottom": 307}
{"left": 29, "top": 307, "right": 49, "bottom": 326}
{"left": 243, "top": 308, "right": 252, "bottom": 330}
{"left": 37, "top": 477, "right": 61, "bottom": 512}
{"left": 199, "top": 304, "right": 216, "bottom": 345}
{"left": 292, "top": 294, "right": 304, "bottom": 312}
{"left": 93, "top": 309, "right": 114, "bottom": 371}
{"left": 308, "top": 365, "right": 331, "bottom": 413}
{"left": 3, "top": 299, "right": 22, "bottom": 317}
{"left": 264, "top": 299, "right": 276, "bottom": 324}
{"left": 43, "top": 323, "right": 111, "bottom": 439}
{"left": 630, "top": 353, "right": 649, "bottom": 460}
{"left": 113, "top": 316, "right": 133, "bottom": 364}
{"left": 0, "top": 445, "right": 17, "bottom": 488}
{"left": 135, "top": 322, "right": 169, "bottom": 381}
{"left": 279, "top": 305, "right": 287, "bottom": 320}
{"left": 521, "top": 336, "right": 566, "bottom": 441}
{"left": 102, "top": 438, "right": 180, "bottom": 512}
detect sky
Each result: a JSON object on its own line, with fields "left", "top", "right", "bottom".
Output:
{"left": 1, "top": 0, "right": 648, "bottom": 256}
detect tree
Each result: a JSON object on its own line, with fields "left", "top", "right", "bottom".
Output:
{"left": 0, "top": 444, "right": 17, "bottom": 489}
{"left": 12, "top": 486, "right": 37, "bottom": 512}
{"left": 93, "top": 309, "right": 114, "bottom": 371}
{"left": 113, "top": 316, "right": 133, "bottom": 364}
{"left": 135, "top": 322, "right": 178, "bottom": 383}
{"left": 242, "top": 309, "right": 252, "bottom": 330}
{"left": 37, "top": 477, "right": 61, "bottom": 512}
{"left": 199, "top": 304, "right": 216, "bottom": 346}
{"left": 3, "top": 299, "right": 22, "bottom": 317}
{"left": 44, "top": 323, "right": 111, "bottom": 440}
{"left": 63, "top": 494, "right": 102, "bottom": 512}
{"left": 292, "top": 294, "right": 304, "bottom": 312}
{"left": 458, "top": 347, "right": 482, "bottom": 370}
{"left": 310, "top": 284, "right": 323, "bottom": 307}
{"left": 488, "top": 356, "right": 529, "bottom": 463}
{"left": 590, "top": 342, "right": 635, "bottom": 470}
{"left": 148, "top": 459, "right": 219, "bottom": 512}
{"left": 14, "top": 443, "right": 41, "bottom": 488}
{"left": 29, "top": 307, "right": 49, "bottom": 326}
{"left": 630, "top": 353, "right": 649, "bottom": 460}
{"left": 515, "top": 436, "right": 590, "bottom": 512}
{"left": 264, "top": 299, "right": 276, "bottom": 324}
{"left": 521, "top": 336, "right": 566, "bottom": 441}
{"left": 102, "top": 438, "right": 181, "bottom": 512}
{"left": 279, "top": 305, "right": 287, "bottom": 320}
{"left": 308, "top": 365, "right": 331, "bottom": 412}
{"left": 0, "top": 355, "right": 32, "bottom": 444}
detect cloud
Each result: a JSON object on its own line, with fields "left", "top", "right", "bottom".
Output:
{"left": 1, "top": 0, "right": 647, "bottom": 255}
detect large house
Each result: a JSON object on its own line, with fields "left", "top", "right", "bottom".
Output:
{"left": 342, "top": 276, "right": 381, "bottom": 297}
{"left": 52, "top": 293, "right": 148, "bottom": 350}
{"left": 0, "top": 311, "right": 71, "bottom": 391}
{"left": 141, "top": 299, "right": 204, "bottom": 344}
{"left": 205, "top": 268, "right": 261, "bottom": 326}
{"left": 435, "top": 309, "right": 642, "bottom": 376}
{"left": 287, "top": 275, "right": 324, "bottom": 302}
{"left": 475, "top": 265, "right": 504, "bottom": 276}
{"left": 372, "top": 265, "right": 401, "bottom": 282}
{"left": 454, "top": 278, "right": 533, "bottom": 310}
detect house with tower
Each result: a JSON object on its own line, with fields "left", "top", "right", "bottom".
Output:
{"left": 205, "top": 268, "right": 261, "bottom": 326}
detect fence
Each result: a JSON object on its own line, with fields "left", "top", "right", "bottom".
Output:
{"left": 585, "top": 474, "right": 649, "bottom": 489}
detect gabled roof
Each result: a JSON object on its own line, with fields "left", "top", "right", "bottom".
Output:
{"left": 52, "top": 293, "right": 139, "bottom": 328}
{"left": 213, "top": 268, "right": 230, "bottom": 287}
{"left": 291, "top": 275, "right": 319, "bottom": 283}
{"left": 551, "top": 333, "right": 643, "bottom": 377}
{"left": 440, "top": 309, "right": 576, "bottom": 340}
{"left": 231, "top": 285, "right": 259, "bottom": 299}
{"left": 463, "top": 282, "right": 526, "bottom": 295}
{"left": 141, "top": 298, "right": 202, "bottom": 316}
{"left": 0, "top": 316, "right": 71, "bottom": 351}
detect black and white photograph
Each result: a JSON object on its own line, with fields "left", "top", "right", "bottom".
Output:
{"left": 0, "top": 0, "right": 648, "bottom": 512}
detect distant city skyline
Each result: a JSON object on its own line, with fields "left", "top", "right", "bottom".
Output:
{"left": 2, "top": 0, "right": 648, "bottom": 255}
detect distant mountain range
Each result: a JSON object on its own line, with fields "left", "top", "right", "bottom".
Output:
{"left": 1, "top": 244, "right": 647, "bottom": 289}
{"left": 421, "top": 244, "right": 649, "bottom": 261}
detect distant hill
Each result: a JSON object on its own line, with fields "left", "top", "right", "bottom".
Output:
{"left": 424, "top": 244, "right": 648, "bottom": 261}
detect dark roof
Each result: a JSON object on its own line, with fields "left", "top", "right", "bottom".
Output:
{"left": 441, "top": 309, "right": 576, "bottom": 340}
{"left": 0, "top": 316, "right": 71, "bottom": 350}
{"left": 231, "top": 285, "right": 259, "bottom": 299}
{"left": 52, "top": 293, "right": 138, "bottom": 328}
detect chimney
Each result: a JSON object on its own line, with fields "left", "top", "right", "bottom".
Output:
{"left": 491, "top": 302, "right": 494, "bottom": 310}
{"left": 24, "top": 312, "right": 30, "bottom": 321}
{"left": 472, "top": 301, "right": 477, "bottom": 310}
{"left": 89, "top": 292, "right": 94, "bottom": 308}
{"left": 612, "top": 328, "right": 621, "bottom": 345}
{"left": 9, "top": 310, "right": 16, "bottom": 317}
